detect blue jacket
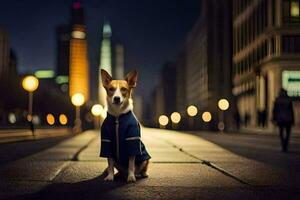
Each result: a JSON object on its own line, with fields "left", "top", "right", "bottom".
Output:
{"left": 100, "top": 111, "right": 151, "bottom": 168}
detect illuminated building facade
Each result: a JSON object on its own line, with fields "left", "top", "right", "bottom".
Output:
{"left": 69, "top": 1, "right": 89, "bottom": 101}
{"left": 233, "top": 0, "right": 300, "bottom": 128}
{"left": 98, "top": 23, "right": 112, "bottom": 106}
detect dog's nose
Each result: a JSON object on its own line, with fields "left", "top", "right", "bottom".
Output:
{"left": 113, "top": 96, "right": 121, "bottom": 104}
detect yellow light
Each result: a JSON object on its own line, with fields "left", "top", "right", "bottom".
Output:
{"left": 291, "top": 1, "right": 300, "bottom": 17}
{"left": 170, "top": 112, "right": 181, "bottom": 124}
{"left": 22, "top": 76, "right": 39, "bottom": 92}
{"left": 46, "top": 114, "right": 55, "bottom": 125}
{"left": 71, "top": 93, "right": 85, "bottom": 106}
{"left": 202, "top": 111, "right": 212, "bottom": 122}
{"left": 59, "top": 114, "right": 68, "bottom": 125}
{"left": 218, "top": 99, "right": 229, "bottom": 111}
{"left": 187, "top": 105, "right": 198, "bottom": 117}
{"left": 159, "top": 115, "right": 169, "bottom": 126}
{"left": 91, "top": 104, "right": 103, "bottom": 116}
{"left": 72, "top": 31, "right": 86, "bottom": 39}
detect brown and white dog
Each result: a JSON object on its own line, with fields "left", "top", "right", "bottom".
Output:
{"left": 100, "top": 69, "right": 150, "bottom": 182}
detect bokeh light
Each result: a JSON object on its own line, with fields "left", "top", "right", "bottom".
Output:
{"left": 59, "top": 114, "right": 68, "bottom": 125}
{"left": 159, "top": 115, "right": 169, "bottom": 126}
{"left": 187, "top": 105, "right": 198, "bottom": 117}
{"left": 46, "top": 114, "right": 55, "bottom": 125}
{"left": 218, "top": 99, "right": 229, "bottom": 111}
{"left": 202, "top": 111, "right": 212, "bottom": 122}
{"left": 170, "top": 112, "right": 181, "bottom": 124}
{"left": 22, "top": 76, "right": 39, "bottom": 92}
{"left": 71, "top": 93, "right": 85, "bottom": 106}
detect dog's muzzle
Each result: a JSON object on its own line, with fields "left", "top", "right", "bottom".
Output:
{"left": 113, "top": 96, "right": 121, "bottom": 104}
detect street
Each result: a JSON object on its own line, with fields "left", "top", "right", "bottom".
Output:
{"left": 0, "top": 128, "right": 300, "bottom": 200}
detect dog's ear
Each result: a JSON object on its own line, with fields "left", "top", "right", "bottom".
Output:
{"left": 101, "top": 69, "right": 112, "bottom": 88}
{"left": 125, "top": 70, "right": 138, "bottom": 88}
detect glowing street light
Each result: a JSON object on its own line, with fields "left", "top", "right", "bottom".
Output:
{"left": 171, "top": 112, "right": 181, "bottom": 124}
{"left": 46, "top": 114, "right": 55, "bottom": 125}
{"left": 218, "top": 99, "right": 229, "bottom": 111}
{"left": 159, "top": 115, "right": 169, "bottom": 128}
{"left": 91, "top": 104, "right": 103, "bottom": 129}
{"left": 22, "top": 75, "right": 39, "bottom": 136}
{"left": 187, "top": 105, "right": 198, "bottom": 129}
{"left": 217, "top": 98, "right": 230, "bottom": 132}
{"left": 202, "top": 111, "right": 212, "bottom": 122}
{"left": 59, "top": 114, "right": 68, "bottom": 125}
{"left": 71, "top": 93, "right": 85, "bottom": 133}
{"left": 187, "top": 105, "right": 198, "bottom": 117}
{"left": 170, "top": 112, "right": 181, "bottom": 129}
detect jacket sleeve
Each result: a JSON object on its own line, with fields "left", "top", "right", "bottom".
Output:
{"left": 100, "top": 123, "right": 113, "bottom": 158}
{"left": 125, "top": 123, "right": 142, "bottom": 156}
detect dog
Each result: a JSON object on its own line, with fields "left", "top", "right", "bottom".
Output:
{"left": 100, "top": 69, "right": 151, "bottom": 183}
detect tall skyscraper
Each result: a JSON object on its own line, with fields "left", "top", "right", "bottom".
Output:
{"left": 114, "top": 44, "right": 125, "bottom": 79}
{"left": 232, "top": 0, "right": 300, "bottom": 128}
{"left": 69, "top": 1, "right": 90, "bottom": 101}
{"left": 99, "top": 22, "right": 112, "bottom": 106}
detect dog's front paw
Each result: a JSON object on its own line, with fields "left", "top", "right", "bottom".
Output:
{"left": 127, "top": 174, "right": 136, "bottom": 183}
{"left": 104, "top": 173, "right": 114, "bottom": 181}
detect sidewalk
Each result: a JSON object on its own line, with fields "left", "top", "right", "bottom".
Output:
{"left": 0, "top": 128, "right": 299, "bottom": 199}
{"left": 0, "top": 128, "right": 73, "bottom": 144}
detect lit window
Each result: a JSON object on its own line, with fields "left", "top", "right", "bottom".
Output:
{"left": 291, "top": 1, "right": 300, "bottom": 17}
{"left": 72, "top": 31, "right": 85, "bottom": 39}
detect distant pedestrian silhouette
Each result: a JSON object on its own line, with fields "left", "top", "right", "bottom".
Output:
{"left": 272, "top": 88, "right": 294, "bottom": 152}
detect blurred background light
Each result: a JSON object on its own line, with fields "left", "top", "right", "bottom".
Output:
{"left": 46, "top": 114, "right": 55, "bottom": 125}
{"left": 71, "top": 93, "right": 85, "bottom": 106}
{"left": 202, "top": 111, "right": 212, "bottom": 122}
{"left": 159, "top": 115, "right": 169, "bottom": 126}
{"left": 59, "top": 114, "right": 68, "bottom": 125}
{"left": 34, "top": 70, "right": 55, "bottom": 79}
{"left": 170, "top": 112, "right": 181, "bottom": 124}
{"left": 22, "top": 76, "right": 39, "bottom": 92}
{"left": 8, "top": 113, "right": 16, "bottom": 124}
{"left": 91, "top": 104, "right": 103, "bottom": 116}
{"left": 187, "top": 105, "right": 198, "bottom": 117}
{"left": 218, "top": 99, "right": 229, "bottom": 111}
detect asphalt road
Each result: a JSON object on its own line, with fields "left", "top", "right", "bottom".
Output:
{"left": 0, "top": 128, "right": 299, "bottom": 200}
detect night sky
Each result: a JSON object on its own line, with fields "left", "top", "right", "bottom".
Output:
{"left": 0, "top": 0, "right": 200, "bottom": 101}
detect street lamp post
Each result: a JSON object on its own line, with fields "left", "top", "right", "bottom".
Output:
{"left": 91, "top": 104, "right": 103, "bottom": 129}
{"left": 187, "top": 105, "right": 198, "bottom": 130}
{"left": 217, "top": 99, "right": 229, "bottom": 132}
{"left": 170, "top": 112, "right": 181, "bottom": 129}
{"left": 71, "top": 93, "right": 85, "bottom": 133}
{"left": 22, "top": 76, "right": 39, "bottom": 136}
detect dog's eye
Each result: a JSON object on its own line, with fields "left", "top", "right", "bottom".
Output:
{"left": 120, "top": 87, "right": 127, "bottom": 92}
{"left": 108, "top": 88, "right": 115, "bottom": 92}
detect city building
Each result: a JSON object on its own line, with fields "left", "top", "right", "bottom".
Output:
{"left": 98, "top": 22, "right": 125, "bottom": 106}
{"left": 150, "top": 62, "right": 177, "bottom": 127}
{"left": 175, "top": 0, "right": 233, "bottom": 130}
{"left": 98, "top": 22, "right": 112, "bottom": 106}
{"left": 69, "top": 1, "right": 90, "bottom": 101}
{"left": 232, "top": 0, "right": 300, "bottom": 128}
{"left": 0, "top": 28, "right": 10, "bottom": 80}
{"left": 56, "top": 24, "right": 70, "bottom": 93}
